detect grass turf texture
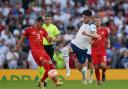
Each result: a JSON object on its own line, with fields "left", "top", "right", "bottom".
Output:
{"left": 0, "top": 80, "right": 128, "bottom": 89}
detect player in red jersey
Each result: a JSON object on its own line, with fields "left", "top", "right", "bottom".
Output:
{"left": 14, "top": 17, "right": 63, "bottom": 88}
{"left": 91, "top": 16, "right": 110, "bottom": 85}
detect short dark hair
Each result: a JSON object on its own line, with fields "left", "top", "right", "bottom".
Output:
{"left": 82, "top": 10, "right": 92, "bottom": 16}
{"left": 45, "top": 14, "right": 52, "bottom": 18}
{"left": 36, "top": 17, "right": 43, "bottom": 22}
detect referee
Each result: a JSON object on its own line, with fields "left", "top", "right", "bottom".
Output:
{"left": 42, "top": 14, "right": 60, "bottom": 60}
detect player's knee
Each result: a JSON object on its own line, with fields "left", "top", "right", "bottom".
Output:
{"left": 89, "top": 63, "right": 94, "bottom": 69}
{"left": 42, "top": 60, "right": 47, "bottom": 66}
{"left": 101, "top": 62, "right": 106, "bottom": 68}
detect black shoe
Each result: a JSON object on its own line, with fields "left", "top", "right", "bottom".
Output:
{"left": 102, "top": 73, "right": 106, "bottom": 82}
{"left": 44, "top": 81, "right": 47, "bottom": 87}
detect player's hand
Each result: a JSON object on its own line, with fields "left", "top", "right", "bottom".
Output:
{"left": 47, "top": 36, "right": 53, "bottom": 42}
{"left": 97, "top": 35, "right": 101, "bottom": 40}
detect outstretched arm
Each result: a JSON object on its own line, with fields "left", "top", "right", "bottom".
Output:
{"left": 45, "top": 35, "right": 61, "bottom": 43}
{"left": 52, "top": 35, "right": 61, "bottom": 42}
{"left": 45, "top": 36, "right": 53, "bottom": 43}
{"left": 14, "top": 35, "right": 26, "bottom": 51}
{"left": 82, "top": 31, "right": 100, "bottom": 39}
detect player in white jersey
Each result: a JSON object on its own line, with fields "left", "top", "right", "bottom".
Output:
{"left": 61, "top": 10, "right": 99, "bottom": 83}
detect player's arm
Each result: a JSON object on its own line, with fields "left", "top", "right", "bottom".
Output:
{"left": 82, "top": 31, "right": 100, "bottom": 38}
{"left": 106, "top": 38, "right": 110, "bottom": 48}
{"left": 13, "top": 35, "right": 26, "bottom": 52}
{"left": 52, "top": 34, "right": 61, "bottom": 42}
{"left": 45, "top": 35, "right": 61, "bottom": 42}
{"left": 52, "top": 26, "right": 61, "bottom": 42}
{"left": 106, "top": 27, "right": 110, "bottom": 48}
{"left": 45, "top": 36, "right": 53, "bottom": 43}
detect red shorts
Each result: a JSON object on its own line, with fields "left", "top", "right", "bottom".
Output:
{"left": 92, "top": 54, "right": 106, "bottom": 65}
{"left": 31, "top": 49, "right": 51, "bottom": 67}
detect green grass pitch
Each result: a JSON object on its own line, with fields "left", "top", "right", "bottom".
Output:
{"left": 0, "top": 80, "right": 128, "bottom": 89}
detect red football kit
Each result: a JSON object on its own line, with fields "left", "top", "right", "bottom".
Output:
{"left": 92, "top": 27, "right": 109, "bottom": 64}
{"left": 23, "top": 26, "right": 51, "bottom": 67}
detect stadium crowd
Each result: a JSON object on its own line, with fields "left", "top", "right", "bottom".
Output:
{"left": 0, "top": 0, "right": 128, "bottom": 69}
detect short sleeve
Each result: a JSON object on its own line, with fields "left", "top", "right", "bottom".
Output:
{"left": 90, "top": 24, "right": 96, "bottom": 33}
{"left": 53, "top": 25, "right": 60, "bottom": 36}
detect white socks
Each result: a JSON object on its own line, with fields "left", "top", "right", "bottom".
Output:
{"left": 64, "top": 56, "right": 70, "bottom": 71}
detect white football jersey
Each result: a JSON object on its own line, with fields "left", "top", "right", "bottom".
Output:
{"left": 71, "top": 23, "right": 96, "bottom": 54}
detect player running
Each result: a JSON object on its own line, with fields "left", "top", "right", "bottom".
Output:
{"left": 61, "top": 10, "right": 99, "bottom": 84}
{"left": 14, "top": 17, "right": 63, "bottom": 89}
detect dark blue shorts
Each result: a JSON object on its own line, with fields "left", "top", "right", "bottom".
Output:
{"left": 87, "top": 54, "right": 92, "bottom": 63}
{"left": 70, "top": 43, "right": 88, "bottom": 64}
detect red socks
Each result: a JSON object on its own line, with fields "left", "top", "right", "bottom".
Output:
{"left": 95, "top": 68, "right": 100, "bottom": 82}
{"left": 41, "top": 62, "right": 50, "bottom": 82}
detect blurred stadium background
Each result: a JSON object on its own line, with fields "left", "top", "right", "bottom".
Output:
{"left": 0, "top": 0, "right": 128, "bottom": 89}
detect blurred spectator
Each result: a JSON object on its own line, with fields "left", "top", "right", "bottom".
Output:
{"left": 117, "top": 48, "right": 128, "bottom": 68}
{"left": 6, "top": 45, "right": 19, "bottom": 69}
{"left": 27, "top": 50, "right": 38, "bottom": 69}
{"left": 0, "top": 27, "right": 16, "bottom": 46}
{"left": 63, "top": 25, "right": 75, "bottom": 42}
{"left": 1, "top": 0, "right": 10, "bottom": 17}
{"left": 17, "top": 47, "right": 28, "bottom": 68}
{"left": 0, "top": 50, "right": 5, "bottom": 69}
{"left": 110, "top": 47, "right": 120, "bottom": 68}
{"left": 0, "top": 38, "right": 9, "bottom": 55}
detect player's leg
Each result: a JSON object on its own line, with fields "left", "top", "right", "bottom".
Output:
{"left": 37, "top": 60, "right": 50, "bottom": 89}
{"left": 39, "top": 45, "right": 54, "bottom": 87}
{"left": 88, "top": 54, "right": 94, "bottom": 83}
{"left": 32, "top": 51, "right": 52, "bottom": 88}
{"left": 88, "top": 62, "right": 94, "bottom": 83}
{"left": 39, "top": 59, "right": 62, "bottom": 88}
{"left": 74, "top": 48, "right": 88, "bottom": 85}
{"left": 61, "top": 45, "right": 73, "bottom": 77}
{"left": 81, "top": 59, "right": 88, "bottom": 85}
{"left": 44, "top": 53, "right": 64, "bottom": 86}
{"left": 77, "top": 64, "right": 87, "bottom": 80}
{"left": 37, "top": 66, "right": 46, "bottom": 87}
{"left": 92, "top": 55, "right": 101, "bottom": 85}
{"left": 40, "top": 60, "right": 50, "bottom": 82}
{"left": 94, "top": 64, "right": 101, "bottom": 85}
{"left": 101, "top": 56, "right": 107, "bottom": 82}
